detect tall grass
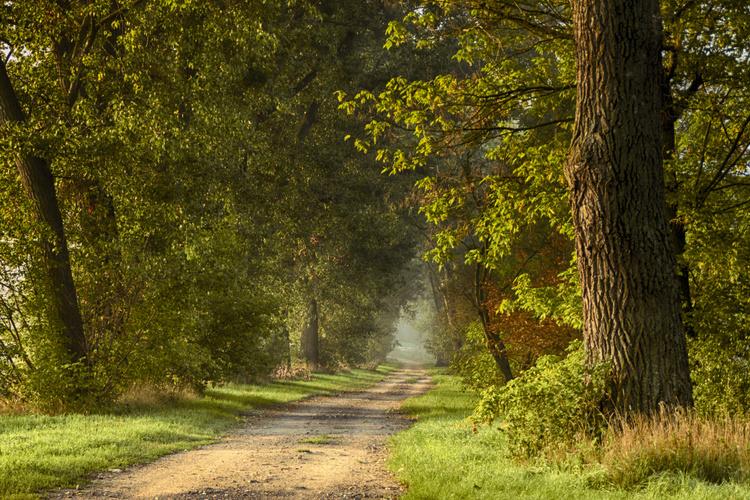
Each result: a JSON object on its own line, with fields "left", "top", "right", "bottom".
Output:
{"left": 592, "top": 410, "right": 750, "bottom": 489}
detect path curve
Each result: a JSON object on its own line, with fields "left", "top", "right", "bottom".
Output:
{"left": 50, "top": 365, "right": 431, "bottom": 499}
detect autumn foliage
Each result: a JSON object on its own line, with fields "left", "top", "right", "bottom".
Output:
{"left": 485, "top": 286, "right": 580, "bottom": 372}
{"left": 487, "top": 228, "right": 580, "bottom": 371}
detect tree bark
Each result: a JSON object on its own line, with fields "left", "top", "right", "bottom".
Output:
{"left": 0, "top": 58, "right": 89, "bottom": 366}
{"left": 565, "top": 0, "right": 693, "bottom": 414}
{"left": 300, "top": 297, "right": 319, "bottom": 369}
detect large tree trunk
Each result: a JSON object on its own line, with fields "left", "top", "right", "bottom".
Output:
{"left": 300, "top": 297, "right": 319, "bottom": 369}
{"left": 0, "top": 59, "right": 89, "bottom": 366}
{"left": 565, "top": 0, "right": 693, "bottom": 414}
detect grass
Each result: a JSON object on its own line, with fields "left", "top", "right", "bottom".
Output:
{"left": 0, "top": 363, "right": 400, "bottom": 500}
{"left": 594, "top": 410, "right": 750, "bottom": 489}
{"left": 298, "top": 434, "right": 340, "bottom": 445}
{"left": 388, "top": 371, "right": 750, "bottom": 500}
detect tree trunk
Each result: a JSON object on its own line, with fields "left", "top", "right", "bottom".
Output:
{"left": 0, "top": 59, "right": 89, "bottom": 366}
{"left": 565, "top": 0, "right": 693, "bottom": 414}
{"left": 662, "top": 72, "right": 701, "bottom": 339}
{"left": 425, "top": 269, "right": 449, "bottom": 367}
{"left": 475, "top": 261, "right": 514, "bottom": 384}
{"left": 301, "top": 297, "right": 319, "bottom": 369}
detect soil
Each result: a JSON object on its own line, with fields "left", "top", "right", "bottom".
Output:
{"left": 47, "top": 364, "right": 431, "bottom": 500}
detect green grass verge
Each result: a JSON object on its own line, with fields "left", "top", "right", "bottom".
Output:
{"left": 0, "top": 363, "right": 400, "bottom": 499}
{"left": 388, "top": 371, "right": 750, "bottom": 500}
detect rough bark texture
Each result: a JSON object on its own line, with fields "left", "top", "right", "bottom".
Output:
{"left": 300, "top": 297, "right": 320, "bottom": 368}
{"left": 0, "top": 59, "right": 89, "bottom": 365}
{"left": 565, "top": 0, "right": 693, "bottom": 413}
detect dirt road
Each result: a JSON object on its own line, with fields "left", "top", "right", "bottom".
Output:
{"left": 50, "top": 365, "right": 431, "bottom": 499}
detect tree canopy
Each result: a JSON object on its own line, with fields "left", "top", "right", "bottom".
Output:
{"left": 1, "top": 0, "right": 749, "bottom": 419}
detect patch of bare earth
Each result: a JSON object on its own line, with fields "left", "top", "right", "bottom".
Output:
{"left": 48, "top": 365, "right": 431, "bottom": 500}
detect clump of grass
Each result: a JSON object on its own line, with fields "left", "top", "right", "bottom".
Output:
{"left": 270, "top": 363, "right": 313, "bottom": 381}
{"left": 593, "top": 410, "right": 750, "bottom": 489}
{"left": 118, "top": 382, "right": 199, "bottom": 407}
{"left": 298, "top": 434, "right": 340, "bottom": 445}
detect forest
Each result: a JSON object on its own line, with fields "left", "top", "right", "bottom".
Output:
{"left": 1, "top": 0, "right": 750, "bottom": 493}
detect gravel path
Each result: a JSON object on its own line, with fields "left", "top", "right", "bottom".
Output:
{"left": 48, "top": 365, "right": 431, "bottom": 500}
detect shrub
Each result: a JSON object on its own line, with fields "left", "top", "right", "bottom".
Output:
{"left": 470, "top": 340, "right": 610, "bottom": 459}
{"left": 270, "top": 363, "right": 312, "bottom": 381}
{"left": 452, "top": 321, "right": 505, "bottom": 390}
{"left": 689, "top": 336, "right": 750, "bottom": 418}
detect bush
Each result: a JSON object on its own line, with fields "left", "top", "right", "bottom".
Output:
{"left": 470, "top": 340, "right": 610, "bottom": 459}
{"left": 452, "top": 321, "right": 505, "bottom": 391}
{"left": 689, "top": 336, "right": 750, "bottom": 418}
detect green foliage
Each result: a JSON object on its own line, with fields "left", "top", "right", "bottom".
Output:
{"left": 407, "top": 292, "right": 456, "bottom": 366}
{"left": 4, "top": 0, "right": 747, "bottom": 424}
{"left": 690, "top": 338, "right": 750, "bottom": 418}
{"left": 345, "top": 0, "right": 750, "bottom": 424}
{"left": 451, "top": 321, "right": 504, "bottom": 390}
{"left": 506, "top": 264, "right": 583, "bottom": 330}
{"left": 0, "top": 0, "right": 423, "bottom": 409}
{"left": 342, "top": 1, "right": 583, "bottom": 388}
{"left": 471, "top": 341, "right": 610, "bottom": 458}
{"left": 682, "top": 191, "right": 750, "bottom": 417}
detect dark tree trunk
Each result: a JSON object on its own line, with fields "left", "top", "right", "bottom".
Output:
{"left": 662, "top": 72, "right": 702, "bottom": 339}
{"left": 301, "top": 297, "right": 319, "bottom": 369}
{"left": 425, "top": 269, "right": 449, "bottom": 367}
{"left": 475, "top": 261, "right": 514, "bottom": 384}
{"left": 0, "top": 59, "right": 89, "bottom": 366}
{"left": 565, "top": 0, "right": 693, "bottom": 413}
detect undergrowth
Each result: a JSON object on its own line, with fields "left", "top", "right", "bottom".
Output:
{"left": 466, "top": 340, "right": 750, "bottom": 490}
{"left": 469, "top": 340, "right": 610, "bottom": 459}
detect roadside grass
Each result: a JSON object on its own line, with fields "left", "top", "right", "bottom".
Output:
{"left": 0, "top": 363, "right": 400, "bottom": 500}
{"left": 388, "top": 371, "right": 750, "bottom": 500}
